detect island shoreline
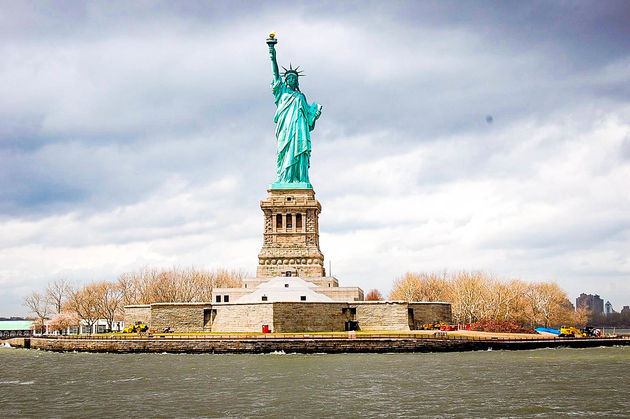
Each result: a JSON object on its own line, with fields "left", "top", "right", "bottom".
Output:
{"left": 4, "top": 336, "right": 629, "bottom": 354}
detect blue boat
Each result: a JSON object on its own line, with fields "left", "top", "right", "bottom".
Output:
{"left": 535, "top": 327, "right": 561, "bottom": 335}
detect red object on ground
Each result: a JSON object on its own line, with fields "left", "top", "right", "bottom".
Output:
{"left": 262, "top": 324, "right": 270, "bottom": 333}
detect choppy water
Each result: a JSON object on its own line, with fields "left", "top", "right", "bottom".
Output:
{"left": 1, "top": 346, "right": 628, "bottom": 418}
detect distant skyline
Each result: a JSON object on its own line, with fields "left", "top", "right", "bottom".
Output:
{"left": 1, "top": 1, "right": 629, "bottom": 316}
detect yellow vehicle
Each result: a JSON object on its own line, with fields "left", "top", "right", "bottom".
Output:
{"left": 123, "top": 321, "right": 148, "bottom": 333}
{"left": 422, "top": 322, "right": 450, "bottom": 330}
{"left": 559, "top": 327, "right": 585, "bottom": 337}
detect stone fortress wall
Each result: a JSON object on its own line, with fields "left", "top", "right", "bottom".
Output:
{"left": 409, "top": 302, "right": 452, "bottom": 327}
{"left": 317, "top": 287, "right": 365, "bottom": 301}
{"left": 124, "top": 304, "right": 151, "bottom": 327}
{"left": 125, "top": 301, "right": 451, "bottom": 333}
{"left": 211, "top": 303, "right": 275, "bottom": 333}
{"left": 353, "top": 302, "right": 410, "bottom": 331}
{"left": 150, "top": 303, "right": 212, "bottom": 333}
{"left": 272, "top": 302, "right": 348, "bottom": 333}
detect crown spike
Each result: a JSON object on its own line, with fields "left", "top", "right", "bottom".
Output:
{"left": 281, "top": 63, "right": 305, "bottom": 78}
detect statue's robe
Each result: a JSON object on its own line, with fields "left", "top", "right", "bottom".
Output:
{"left": 271, "top": 78, "right": 321, "bottom": 185}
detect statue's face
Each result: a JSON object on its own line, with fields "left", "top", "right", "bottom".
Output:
{"left": 285, "top": 73, "right": 299, "bottom": 90}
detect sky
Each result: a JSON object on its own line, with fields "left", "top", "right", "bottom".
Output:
{"left": 1, "top": 1, "right": 629, "bottom": 316}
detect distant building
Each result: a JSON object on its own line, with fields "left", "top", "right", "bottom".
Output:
{"left": 604, "top": 301, "right": 614, "bottom": 315}
{"left": 621, "top": 306, "right": 630, "bottom": 314}
{"left": 0, "top": 318, "right": 125, "bottom": 336}
{"left": 576, "top": 293, "right": 604, "bottom": 313}
{"left": 0, "top": 320, "right": 33, "bottom": 338}
{"left": 46, "top": 319, "right": 124, "bottom": 335}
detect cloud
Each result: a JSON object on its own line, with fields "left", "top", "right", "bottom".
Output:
{"left": 1, "top": 1, "right": 629, "bottom": 315}
{"left": 320, "top": 112, "right": 630, "bottom": 301}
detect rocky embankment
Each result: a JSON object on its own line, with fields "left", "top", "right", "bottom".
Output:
{"left": 4, "top": 335, "right": 629, "bottom": 354}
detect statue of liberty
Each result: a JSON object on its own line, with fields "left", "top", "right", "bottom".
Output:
{"left": 267, "top": 33, "right": 322, "bottom": 189}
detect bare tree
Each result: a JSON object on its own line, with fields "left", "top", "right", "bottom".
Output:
{"left": 389, "top": 271, "right": 579, "bottom": 328}
{"left": 94, "top": 281, "right": 124, "bottom": 331}
{"left": 389, "top": 272, "right": 450, "bottom": 302}
{"left": 66, "top": 284, "right": 101, "bottom": 334}
{"left": 23, "top": 291, "right": 50, "bottom": 333}
{"left": 523, "top": 282, "right": 569, "bottom": 327}
{"left": 118, "top": 266, "right": 246, "bottom": 305}
{"left": 571, "top": 307, "right": 590, "bottom": 327}
{"left": 118, "top": 271, "right": 143, "bottom": 306}
{"left": 389, "top": 273, "right": 423, "bottom": 301}
{"left": 497, "top": 280, "right": 528, "bottom": 324}
{"left": 46, "top": 278, "right": 72, "bottom": 314}
{"left": 449, "top": 271, "right": 490, "bottom": 324}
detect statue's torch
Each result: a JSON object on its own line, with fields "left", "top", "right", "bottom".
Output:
{"left": 266, "top": 32, "right": 277, "bottom": 46}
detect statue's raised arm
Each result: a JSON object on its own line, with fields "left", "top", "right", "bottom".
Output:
{"left": 267, "top": 33, "right": 280, "bottom": 81}
{"left": 265, "top": 33, "right": 322, "bottom": 190}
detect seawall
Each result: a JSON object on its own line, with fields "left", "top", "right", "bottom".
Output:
{"left": 5, "top": 336, "right": 630, "bottom": 354}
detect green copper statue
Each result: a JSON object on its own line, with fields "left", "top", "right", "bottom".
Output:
{"left": 267, "top": 33, "right": 322, "bottom": 189}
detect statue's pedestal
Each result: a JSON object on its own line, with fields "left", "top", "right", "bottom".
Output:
{"left": 270, "top": 181, "right": 312, "bottom": 189}
{"left": 257, "top": 188, "right": 325, "bottom": 278}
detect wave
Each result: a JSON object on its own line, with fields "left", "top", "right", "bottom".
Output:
{"left": 0, "top": 380, "right": 35, "bottom": 385}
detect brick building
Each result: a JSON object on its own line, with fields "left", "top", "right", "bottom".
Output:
{"left": 576, "top": 293, "right": 604, "bottom": 313}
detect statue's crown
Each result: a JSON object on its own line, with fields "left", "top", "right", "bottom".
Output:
{"left": 281, "top": 63, "right": 304, "bottom": 78}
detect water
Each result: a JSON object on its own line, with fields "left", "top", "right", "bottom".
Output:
{"left": 1, "top": 346, "right": 628, "bottom": 418}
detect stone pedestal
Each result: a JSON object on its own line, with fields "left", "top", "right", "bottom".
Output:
{"left": 257, "top": 188, "right": 326, "bottom": 277}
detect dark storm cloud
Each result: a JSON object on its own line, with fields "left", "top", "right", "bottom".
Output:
{"left": 2, "top": 1, "right": 629, "bottom": 218}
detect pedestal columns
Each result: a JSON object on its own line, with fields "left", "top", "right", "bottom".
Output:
{"left": 257, "top": 189, "right": 325, "bottom": 277}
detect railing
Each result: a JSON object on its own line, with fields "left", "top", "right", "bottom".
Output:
{"left": 36, "top": 333, "right": 629, "bottom": 342}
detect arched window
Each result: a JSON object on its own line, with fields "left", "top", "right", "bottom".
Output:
{"left": 296, "top": 214, "right": 302, "bottom": 229}
{"left": 276, "top": 214, "right": 282, "bottom": 229}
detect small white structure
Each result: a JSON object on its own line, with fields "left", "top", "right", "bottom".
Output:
{"left": 235, "top": 277, "right": 334, "bottom": 303}
{"left": 45, "top": 319, "right": 124, "bottom": 335}
{"left": 213, "top": 275, "right": 363, "bottom": 304}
